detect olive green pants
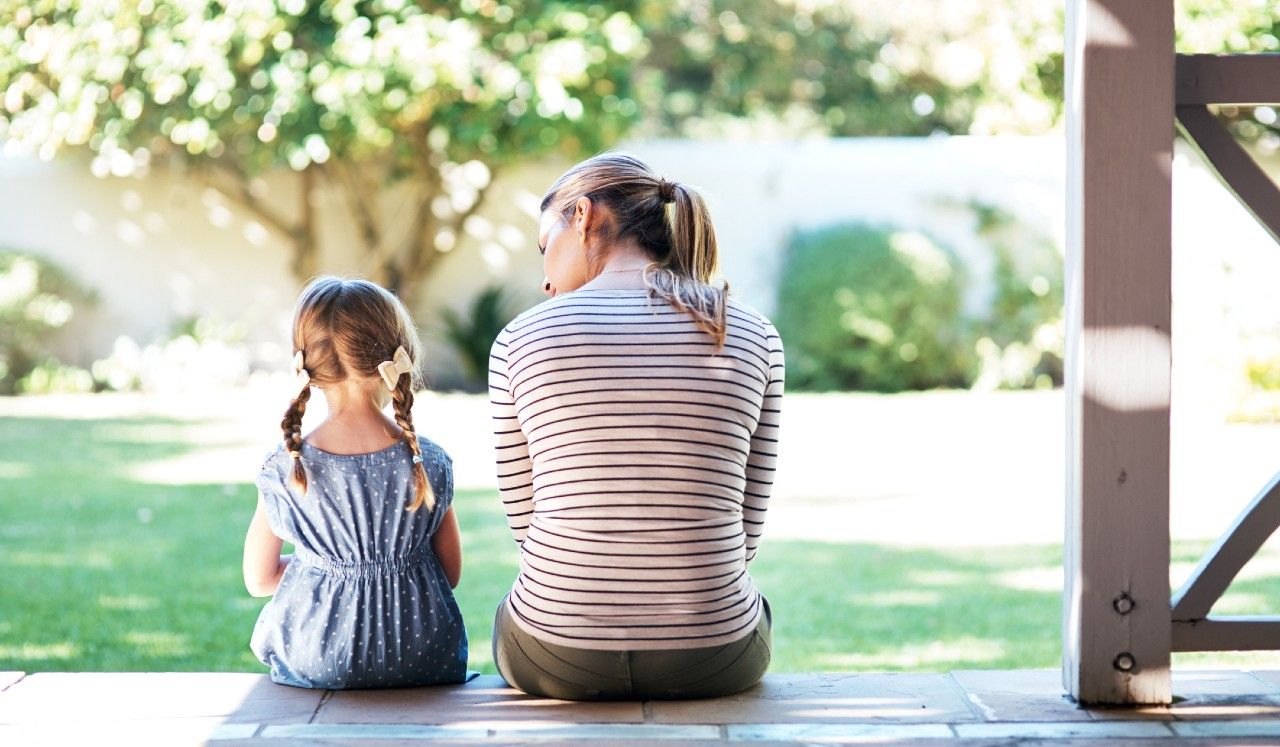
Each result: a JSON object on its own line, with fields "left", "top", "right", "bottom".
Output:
{"left": 492, "top": 595, "right": 771, "bottom": 701}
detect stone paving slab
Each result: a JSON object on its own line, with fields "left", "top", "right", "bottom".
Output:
{"left": 646, "top": 673, "right": 979, "bottom": 724}
{"left": 953, "top": 669, "right": 1280, "bottom": 723}
{"left": 1161, "top": 670, "right": 1280, "bottom": 720}
{"left": 315, "top": 674, "right": 645, "bottom": 724}
{"left": 6, "top": 670, "right": 1280, "bottom": 744}
{"left": 951, "top": 670, "right": 1090, "bottom": 723}
{"left": 1, "top": 716, "right": 241, "bottom": 746}
{"left": 0, "top": 672, "right": 324, "bottom": 725}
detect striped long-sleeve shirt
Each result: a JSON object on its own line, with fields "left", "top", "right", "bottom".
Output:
{"left": 488, "top": 288, "right": 784, "bottom": 650}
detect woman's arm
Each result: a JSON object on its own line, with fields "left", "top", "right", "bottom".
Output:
{"left": 490, "top": 329, "right": 535, "bottom": 544}
{"left": 243, "top": 495, "right": 290, "bottom": 597}
{"left": 431, "top": 506, "right": 463, "bottom": 588}
{"left": 744, "top": 327, "right": 785, "bottom": 565}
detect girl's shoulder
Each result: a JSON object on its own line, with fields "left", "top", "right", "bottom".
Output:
{"left": 258, "top": 441, "right": 291, "bottom": 481}
{"left": 414, "top": 433, "right": 452, "bottom": 469}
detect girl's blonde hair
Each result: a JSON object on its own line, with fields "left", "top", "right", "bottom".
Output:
{"left": 540, "top": 152, "right": 729, "bottom": 347}
{"left": 282, "top": 276, "right": 435, "bottom": 511}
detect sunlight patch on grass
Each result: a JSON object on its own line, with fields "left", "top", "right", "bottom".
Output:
{"left": 126, "top": 449, "right": 264, "bottom": 486}
{"left": 125, "top": 631, "right": 191, "bottom": 657}
{"left": 857, "top": 590, "right": 943, "bottom": 607}
{"left": 1211, "top": 591, "right": 1277, "bottom": 615}
{"left": 90, "top": 422, "right": 195, "bottom": 444}
{"left": 996, "top": 567, "right": 1062, "bottom": 592}
{"left": 7, "top": 550, "right": 112, "bottom": 569}
{"left": 817, "top": 637, "right": 1006, "bottom": 669}
{"left": 99, "top": 594, "right": 159, "bottom": 611}
{"left": 1176, "top": 650, "right": 1280, "bottom": 668}
{"left": 0, "top": 642, "right": 78, "bottom": 661}
{"left": 0, "top": 461, "right": 31, "bottom": 478}
{"left": 907, "top": 569, "right": 970, "bottom": 587}
{"left": 1232, "top": 553, "right": 1280, "bottom": 580}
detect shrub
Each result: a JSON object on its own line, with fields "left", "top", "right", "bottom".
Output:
{"left": 968, "top": 202, "right": 1064, "bottom": 391}
{"left": 90, "top": 316, "right": 250, "bottom": 393}
{"left": 774, "top": 224, "right": 978, "bottom": 392}
{"left": 0, "top": 251, "right": 96, "bottom": 394}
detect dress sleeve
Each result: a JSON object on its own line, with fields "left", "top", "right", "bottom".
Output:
{"left": 744, "top": 322, "right": 785, "bottom": 565}
{"left": 489, "top": 326, "right": 534, "bottom": 545}
{"left": 254, "top": 450, "right": 295, "bottom": 542}
{"left": 426, "top": 442, "right": 455, "bottom": 533}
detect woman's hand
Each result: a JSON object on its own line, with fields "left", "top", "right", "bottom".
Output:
{"left": 243, "top": 495, "right": 290, "bottom": 597}
{"left": 432, "top": 506, "right": 463, "bottom": 589}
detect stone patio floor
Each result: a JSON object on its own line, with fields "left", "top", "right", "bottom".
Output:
{"left": 6, "top": 670, "right": 1280, "bottom": 745}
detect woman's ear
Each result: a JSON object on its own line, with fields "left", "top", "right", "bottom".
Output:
{"left": 575, "top": 196, "right": 594, "bottom": 240}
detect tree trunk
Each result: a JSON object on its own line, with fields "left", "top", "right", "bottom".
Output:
{"left": 290, "top": 165, "right": 320, "bottom": 283}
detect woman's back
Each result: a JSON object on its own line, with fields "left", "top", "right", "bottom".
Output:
{"left": 251, "top": 436, "right": 467, "bottom": 688}
{"left": 490, "top": 289, "right": 784, "bottom": 650}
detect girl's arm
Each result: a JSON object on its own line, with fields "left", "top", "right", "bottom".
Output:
{"left": 243, "top": 494, "right": 291, "bottom": 597}
{"left": 431, "top": 506, "right": 463, "bottom": 589}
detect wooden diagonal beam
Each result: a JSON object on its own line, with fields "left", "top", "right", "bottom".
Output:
{"left": 1177, "top": 104, "right": 1280, "bottom": 246}
{"left": 1172, "top": 470, "right": 1280, "bottom": 622}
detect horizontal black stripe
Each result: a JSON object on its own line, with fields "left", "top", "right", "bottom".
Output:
{"left": 525, "top": 532, "right": 745, "bottom": 558}
{"left": 515, "top": 576, "right": 749, "bottom": 607}
{"left": 527, "top": 523, "right": 741, "bottom": 546}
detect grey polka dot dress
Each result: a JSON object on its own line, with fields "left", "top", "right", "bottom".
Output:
{"left": 250, "top": 435, "right": 468, "bottom": 689}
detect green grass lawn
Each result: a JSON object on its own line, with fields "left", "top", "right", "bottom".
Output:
{"left": 2, "top": 412, "right": 1278, "bottom": 674}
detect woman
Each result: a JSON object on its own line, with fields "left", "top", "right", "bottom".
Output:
{"left": 488, "top": 152, "right": 784, "bottom": 700}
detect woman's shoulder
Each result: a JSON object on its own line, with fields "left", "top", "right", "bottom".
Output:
{"left": 726, "top": 297, "right": 778, "bottom": 333}
{"left": 501, "top": 294, "right": 584, "bottom": 332}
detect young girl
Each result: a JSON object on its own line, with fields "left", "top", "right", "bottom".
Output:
{"left": 243, "top": 276, "right": 467, "bottom": 689}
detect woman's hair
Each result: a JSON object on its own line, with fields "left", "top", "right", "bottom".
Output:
{"left": 540, "top": 152, "right": 729, "bottom": 347}
{"left": 281, "top": 276, "right": 434, "bottom": 511}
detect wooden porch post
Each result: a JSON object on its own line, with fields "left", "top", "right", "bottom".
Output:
{"left": 1063, "top": 0, "right": 1174, "bottom": 705}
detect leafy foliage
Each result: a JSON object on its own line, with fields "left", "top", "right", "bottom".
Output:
{"left": 774, "top": 224, "right": 977, "bottom": 392}
{"left": 636, "top": 1, "right": 1063, "bottom": 138}
{"left": 0, "top": 1, "right": 648, "bottom": 302}
{"left": 968, "top": 202, "right": 1063, "bottom": 391}
{"left": 0, "top": 251, "right": 96, "bottom": 394}
{"left": 440, "top": 284, "right": 521, "bottom": 390}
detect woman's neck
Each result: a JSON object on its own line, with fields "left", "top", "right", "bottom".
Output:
{"left": 577, "top": 244, "right": 652, "bottom": 291}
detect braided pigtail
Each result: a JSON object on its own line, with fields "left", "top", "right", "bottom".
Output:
{"left": 280, "top": 386, "right": 311, "bottom": 494}
{"left": 392, "top": 375, "right": 434, "bottom": 511}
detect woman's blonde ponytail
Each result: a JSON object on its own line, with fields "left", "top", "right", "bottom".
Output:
{"left": 646, "top": 180, "right": 728, "bottom": 349}
{"left": 540, "top": 153, "right": 730, "bottom": 348}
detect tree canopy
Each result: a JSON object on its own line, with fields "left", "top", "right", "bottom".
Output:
{"left": 0, "top": 0, "right": 1276, "bottom": 304}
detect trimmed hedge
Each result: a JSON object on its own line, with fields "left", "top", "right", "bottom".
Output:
{"left": 774, "top": 224, "right": 978, "bottom": 392}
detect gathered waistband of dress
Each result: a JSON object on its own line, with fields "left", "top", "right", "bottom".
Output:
{"left": 294, "top": 545, "right": 432, "bottom": 578}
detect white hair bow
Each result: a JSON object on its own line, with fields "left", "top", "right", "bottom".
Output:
{"left": 292, "top": 351, "right": 310, "bottom": 395}
{"left": 377, "top": 346, "right": 413, "bottom": 391}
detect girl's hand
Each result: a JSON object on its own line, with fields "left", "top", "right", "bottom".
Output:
{"left": 243, "top": 495, "right": 290, "bottom": 597}
{"left": 432, "top": 507, "right": 463, "bottom": 589}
